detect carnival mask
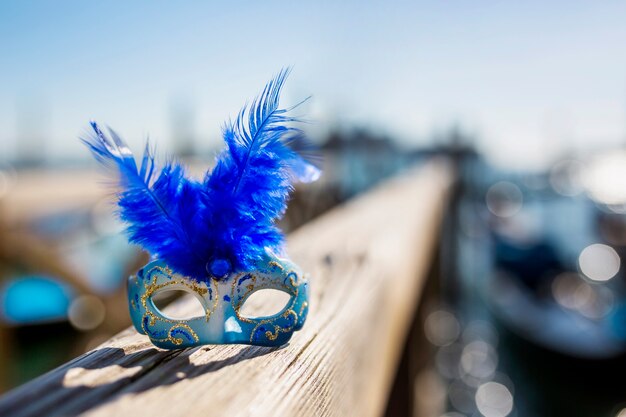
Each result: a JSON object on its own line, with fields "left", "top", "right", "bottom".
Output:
{"left": 128, "top": 251, "right": 309, "bottom": 348}
{"left": 83, "top": 69, "right": 320, "bottom": 348}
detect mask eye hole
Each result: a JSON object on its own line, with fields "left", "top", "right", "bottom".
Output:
{"left": 239, "top": 289, "right": 291, "bottom": 319}
{"left": 151, "top": 289, "right": 205, "bottom": 320}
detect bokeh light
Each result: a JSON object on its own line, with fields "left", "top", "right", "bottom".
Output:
{"left": 550, "top": 159, "right": 584, "bottom": 197}
{"left": 461, "top": 340, "right": 498, "bottom": 381}
{"left": 475, "top": 382, "right": 514, "bottom": 417}
{"left": 584, "top": 151, "right": 626, "bottom": 209}
{"left": 552, "top": 271, "right": 616, "bottom": 319}
{"left": 425, "top": 310, "right": 461, "bottom": 347}
{"left": 552, "top": 272, "right": 593, "bottom": 310}
{"left": 68, "top": 295, "right": 106, "bottom": 331}
{"left": 486, "top": 182, "right": 523, "bottom": 218}
{"left": 578, "top": 244, "right": 620, "bottom": 282}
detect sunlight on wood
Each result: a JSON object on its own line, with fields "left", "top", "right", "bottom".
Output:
{"left": 63, "top": 365, "right": 143, "bottom": 388}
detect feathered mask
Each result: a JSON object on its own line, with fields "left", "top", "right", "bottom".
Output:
{"left": 83, "top": 70, "right": 318, "bottom": 348}
{"left": 83, "top": 69, "right": 320, "bottom": 282}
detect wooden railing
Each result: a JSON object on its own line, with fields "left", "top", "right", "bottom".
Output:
{"left": 0, "top": 161, "right": 452, "bottom": 417}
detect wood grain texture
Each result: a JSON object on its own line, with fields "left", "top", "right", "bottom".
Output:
{"left": 0, "top": 161, "right": 451, "bottom": 417}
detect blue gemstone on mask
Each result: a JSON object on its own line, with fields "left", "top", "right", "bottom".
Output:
{"left": 207, "top": 258, "right": 232, "bottom": 278}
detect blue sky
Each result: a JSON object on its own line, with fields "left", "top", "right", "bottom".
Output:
{"left": 1, "top": 1, "right": 625, "bottom": 169}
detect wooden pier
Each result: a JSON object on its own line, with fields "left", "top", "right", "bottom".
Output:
{"left": 0, "top": 161, "right": 452, "bottom": 417}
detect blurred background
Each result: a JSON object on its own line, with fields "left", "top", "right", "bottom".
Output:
{"left": 2, "top": 2, "right": 626, "bottom": 416}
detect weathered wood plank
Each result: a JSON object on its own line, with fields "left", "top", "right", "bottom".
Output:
{"left": 0, "top": 161, "right": 451, "bottom": 417}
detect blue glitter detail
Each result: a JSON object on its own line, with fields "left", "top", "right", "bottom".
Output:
{"left": 223, "top": 295, "right": 231, "bottom": 302}
{"left": 143, "top": 316, "right": 167, "bottom": 338}
{"left": 252, "top": 326, "right": 267, "bottom": 341}
{"left": 171, "top": 328, "right": 194, "bottom": 342}
{"left": 283, "top": 272, "right": 297, "bottom": 286}
{"left": 238, "top": 274, "right": 252, "bottom": 285}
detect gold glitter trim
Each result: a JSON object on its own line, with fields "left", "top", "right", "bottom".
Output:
{"left": 141, "top": 321, "right": 199, "bottom": 346}
{"left": 137, "top": 265, "right": 217, "bottom": 345}
{"left": 140, "top": 265, "right": 215, "bottom": 323}
{"left": 299, "top": 301, "right": 308, "bottom": 318}
{"left": 250, "top": 309, "right": 298, "bottom": 343}
{"left": 231, "top": 270, "right": 300, "bottom": 324}
{"left": 268, "top": 261, "right": 285, "bottom": 271}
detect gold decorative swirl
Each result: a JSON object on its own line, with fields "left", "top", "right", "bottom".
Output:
{"left": 250, "top": 309, "right": 298, "bottom": 343}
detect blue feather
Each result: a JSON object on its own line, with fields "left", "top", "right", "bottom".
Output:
{"left": 82, "top": 122, "right": 210, "bottom": 278}
{"left": 203, "top": 68, "right": 321, "bottom": 272}
{"left": 82, "top": 70, "right": 321, "bottom": 281}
